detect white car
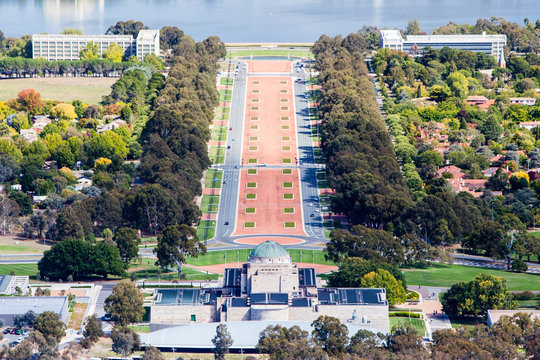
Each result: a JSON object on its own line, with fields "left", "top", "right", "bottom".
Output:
{"left": 308, "top": 202, "right": 312, "bottom": 206}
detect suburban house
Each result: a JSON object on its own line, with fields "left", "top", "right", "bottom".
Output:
{"left": 466, "top": 95, "right": 495, "bottom": 110}
{"left": 509, "top": 97, "right": 536, "bottom": 106}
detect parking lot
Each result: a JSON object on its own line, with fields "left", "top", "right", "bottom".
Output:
{"left": 2, "top": 328, "right": 30, "bottom": 347}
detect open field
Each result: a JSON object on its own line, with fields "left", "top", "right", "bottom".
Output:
{"left": 0, "top": 77, "right": 116, "bottom": 104}
{"left": 0, "top": 236, "right": 52, "bottom": 253}
{"left": 403, "top": 263, "right": 540, "bottom": 291}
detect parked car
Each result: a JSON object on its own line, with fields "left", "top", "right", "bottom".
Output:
{"left": 3, "top": 329, "right": 11, "bottom": 334}
{"left": 102, "top": 314, "right": 113, "bottom": 321}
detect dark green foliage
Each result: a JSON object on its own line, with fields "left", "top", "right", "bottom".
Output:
{"left": 8, "top": 190, "right": 32, "bottom": 216}
{"left": 113, "top": 227, "right": 140, "bottom": 264}
{"left": 33, "top": 311, "right": 65, "bottom": 344}
{"left": 38, "top": 238, "right": 125, "bottom": 280}
{"left": 312, "top": 34, "right": 412, "bottom": 229}
{"left": 327, "top": 257, "right": 406, "bottom": 288}
{"left": 0, "top": 58, "right": 140, "bottom": 77}
{"left": 106, "top": 20, "right": 148, "bottom": 36}
{"left": 441, "top": 274, "right": 517, "bottom": 318}
{"left": 325, "top": 226, "right": 404, "bottom": 265}
{"left": 83, "top": 315, "right": 103, "bottom": 343}
{"left": 105, "top": 282, "right": 145, "bottom": 326}
{"left": 511, "top": 259, "right": 528, "bottom": 272}
{"left": 111, "top": 326, "right": 140, "bottom": 357}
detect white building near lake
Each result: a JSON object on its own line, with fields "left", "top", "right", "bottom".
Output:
{"left": 32, "top": 29, "right": 160, "bottom": 61}
{"left": 380, "top": 30, "right": 507, "bottom": 65}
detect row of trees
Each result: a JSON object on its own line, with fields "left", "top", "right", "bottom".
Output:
{"left": 256, "top": 312, "right": 540, "bottom": 359}
{"left": 0, "top": 58, "right": 144, "bottom": 78}
{"left": 312, "top": 34, "right": 412, "bottom": 229}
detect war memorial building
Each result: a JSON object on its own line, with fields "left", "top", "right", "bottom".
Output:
{"left": 149, "top": 241, "right": 389, "bottom": 331}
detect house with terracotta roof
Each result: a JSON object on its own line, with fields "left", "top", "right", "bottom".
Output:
{"left": 437, "top": 165, "right": 465, "bottom": 179}
{"left": 466, "top": 95, "right": 495, "bottom": 110}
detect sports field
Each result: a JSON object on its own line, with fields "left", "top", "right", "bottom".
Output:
{"left": 0, "top": 77, "right": 116, "bottom": 103}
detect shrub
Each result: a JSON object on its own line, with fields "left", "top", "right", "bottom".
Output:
{"left": 511, "top": 259, "right": 528, "bottom": 273}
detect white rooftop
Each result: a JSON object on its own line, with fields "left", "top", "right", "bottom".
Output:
{"left": 0, "top": 296, "right": 67, "bottom": 315}
{"left": 141, "top": 321, "right": 387, "bottom": 350}
{"left": 406, "top": 33, "right": 507, "bottom": 43}
{"left": 379, "top": 29, "right": 403, "bottom": 41}
{"left": 137, "top": 29, "right": 160, "bottom": 40}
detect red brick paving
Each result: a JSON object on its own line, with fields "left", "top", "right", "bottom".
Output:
{"left": 234, "top": 236, "right": 304, "bottom": 245}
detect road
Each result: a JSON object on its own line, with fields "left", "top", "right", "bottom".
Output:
{"left": 214, "top": 60, "right": 247, "bottom": 240}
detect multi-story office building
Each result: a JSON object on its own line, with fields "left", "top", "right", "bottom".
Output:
{"left": 32, "top": 29, "right": 160, "bottom": 61}
{"left": 380, "top": 30, "right": 507, "bottom": 66}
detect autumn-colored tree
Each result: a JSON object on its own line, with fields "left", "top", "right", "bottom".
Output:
{"left": 94, "top": 157, "right": 112, "bottom": 170}
{"left": 103, "top": 43, "right": 125, "bottom": 63}
{"left": 79, "top": 41, "right": 99, "bottom": 60}
{"left": 50, "top": 103, "right": 77, "bottom": 120}
{"left": 16, "top": 89, "right": 42, "bottom": 115}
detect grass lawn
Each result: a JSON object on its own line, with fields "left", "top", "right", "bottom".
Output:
{"left": 127, "top": 325, "right": 150, "bottom": 333}
{"left": 186, "top": 249, "right": 335, "bottom": 266}
{"left": 390, "top": 317, "right": 426, "bottom": 336}
{"left": 284, "top": 222, "right": 296, "bottom": 228}
{"left": 219, "top": 89, "right": 232, "bottom": 102}
{"left": 248, "top": 158, "right": 258, "bottom": 164}
{"left": 204, "top": 169, "right": 223, "bottom": 188}
{"left": 227, "top": 49, "right": 313, "bottom": 59}
{"left": 128, "top": 259, "right": 218, "bottom": 280}
{"left": 517, "top": 300, "right": 539, "bottom": 309}
{"left": 403, "top": 263, "right": 540, "bottom": 291}
{"left": 247, "top": 169, "right": 257, "bottom": 175}
{"left": 200, "top": 195, "right": 220, "bottom": 213}
{"left": 246, "top": 193, "right": 257, "bottom": 199}
{"left": 0, "top": 264, "right": 38, "bottom": 278}
{"left": 220, "top": 77, "right": 233, "bottom": 86}
{"left": 246, "top": 182, "right": 257, "bottom": 188}
{"left": 283, "top": 208, "right": 295, "bottom": 214}
{"left": 244, "top": 222, "right": 256, "bottom": 228}
{"left": 196, "top": 220, "right": 216, "bottom": 241}
{"left": 282, "top": 169, "right": 292, "bottom": 175}
{"left": 0, "top": 244, "right": 43, "bottom": 254}
{"left": 208, "top": 146, "right": 225, "bottom": 164}
{"left": 282, "top": 182, "right": 293, "bottom": 188}
{"left": 448, "top": 316, "right": 484, "bottom": 330}
{"left": 211, "top": 126, "right": 227, "bottom": 141}
{"left": 283, "top": 193, "right": 294, "bottom": 199}
{"left": 282, "top": 158, "right": 292, "bottom": 164}
{"left": 0, "top": 77, "right": 116, "bottom": 104}
{"left": 214, "top": 106, "right": 230, "bottom": 120}
{"left": 245, "top": 208, "right": 256, "bottom": 214}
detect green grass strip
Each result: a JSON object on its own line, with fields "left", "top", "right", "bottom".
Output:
{"left": 403, "top": 263, "right": 540, "bottom": 291}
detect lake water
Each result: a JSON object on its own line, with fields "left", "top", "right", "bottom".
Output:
{"left": 0, "top": 0, "right": 536, "bottom": 42}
